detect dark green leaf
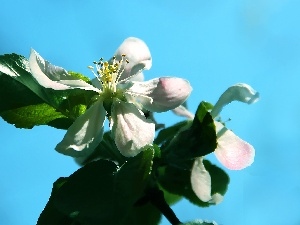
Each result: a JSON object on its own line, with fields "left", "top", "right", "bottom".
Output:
{"left": 195, "top": 101, "right": 214, "bottom": 122}
{"left": 203, "top": 160, "right": 229, "bottom": 197}
{"left": 0, "top": 72, "right": 43, "bottom": 113}
{"left": 76, "top": 132, "right": 127, "bottom": 166}
{"left": 121, "top": 202, "right": 162, "bottom": 225}
{"left": 154, "top": 120, "right": 191, "bottom": 146}
{"left": 37, "top": 178, "right": 76, "bottom": 225}
{"left": 160, "top": 186, "right": 182, "bottom": 206}
{"left": 158, "top": 160, "right": 229, "bottom": 208}
{"left": 163, "top": 101, "right": 217, "bottom": 167}
{"left": 54, "top": 147, "right": 155, "bottom": 224}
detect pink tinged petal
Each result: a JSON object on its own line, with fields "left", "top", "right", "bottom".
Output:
{"left": 211, "top": 83, "right": 259, "bottom": 118}
{"left": 55, "top": 100, "right": 106, "bottom": 157}
{"left": 112, "top": 37, "right": 152, "bottom": 80}
{"left": 29, "top": 49, "right": 99, "bottom": 92}
{"left": 111, "top": 101, "right": 155, "bottom": 157}
{"left": 214, "top": 121, "right": 255, "bottom": 170}
{"left": 172, "top": 105, "right": 194, "bottom": 120}
{"left": 191, "top": 157, "right": 212, "bottom": 202}
{"left": 126, "top": 77, "right": 192, "bottom": 112}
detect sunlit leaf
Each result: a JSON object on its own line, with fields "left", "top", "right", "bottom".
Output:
{"left": 0, "top": 103, "right": 69, "bottom": 129}
{"left": 0, "top": 53, "right": 97, "bottom": 129}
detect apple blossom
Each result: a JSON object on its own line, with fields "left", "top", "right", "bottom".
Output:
{"left": 29, "top": 37, "right": 192, "bottom": 157}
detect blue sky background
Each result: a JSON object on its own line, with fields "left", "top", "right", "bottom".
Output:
{"left": 1, "top": 0, "right": 300, "bottom": 224}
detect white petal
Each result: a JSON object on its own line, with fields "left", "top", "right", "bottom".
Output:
{"left": 191, "top": 157, "right": 212, "bottom": 202}
{"left": 111, "top": 101, "right": 155, "bottom": 157}
{"left": 55, "top": 100, "right": 106, "bottom": 157}
{"left": 59, "top": 79, "right": 100, "bottom": 92}
{"left": 111, "top": 37, "right": 152, "bottom": 80}
{"left": 211, "top": 83, "right": 259, "bottom": 118}
{"left": 172, "top": 105, "right": 194, "bottom": 120}
{"left": 125, "top": 77, "right": 192, "bottom": 112}
{"left": 214, "top": 121, "right": 255, "bottom": 170}
{"left": 29, "top": 49, "right": 99, "bottom": 92}
{"left": 209, "top": 193, "right": 224, "bottom": 204}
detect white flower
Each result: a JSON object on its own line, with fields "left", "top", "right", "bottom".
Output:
{"left": 186, "top": 83, "right": 259, "bottom": 203}
{"left": 29, "top": 37, "right": 192, "bottom": 157}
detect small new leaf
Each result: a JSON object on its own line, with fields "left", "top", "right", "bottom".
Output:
{"left": 163, "top": 101, "right": 217, "bottom": 167}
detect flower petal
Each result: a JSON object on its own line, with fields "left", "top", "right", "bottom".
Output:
{"left": 111, "top": 101, "right": 155, "bottom": 157}
{"left": 210, "top": 193, "right": 224, "bottom": 205}
{"left": 125, "top": 77, "right": 192, "bottom": 112}
{"left": 211, "top": 83, "right": 259, "bottom": 118}
{"left": 29, "top": 49, "right": 99, "bottom": 92}
{"left": 55, "top": 100, "right": 106, "bottom": 157}
{"left": 214, "top": 121, "right": 255, "bottom": 170}
{"left": 191, "top": 157, "right": 212, "bottom": 202}
{"left": 172, "top": 105, "right": 194, "bottom": 120}
{"left": 112, "top": 37, "right": 152, "bottom": 81}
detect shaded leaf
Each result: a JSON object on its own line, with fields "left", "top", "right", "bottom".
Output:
{"left": 0, "top": 72, "right": 43, "bottom": 113}
{"left": 54, "top": 147, "right": 155, "bottom": 224}
{"left": 160, "top": 186, "right": 182, "bottom": 206}
{"left": 203, "top": 160, "right": 229, "bottom": 197}
{"left": 154, "top": 120, "right": 191, "bottom": 146}
{"left": 121, "top": 202, "right": 162, "bottom": 225}
{"left": 37, "top": 178, "right": 76, "bottom": 225}
{"left": 158, "top": 159, "right": 229, "bottom": 208}
{"left": 163, "top": 101, "right": 217, "bottom": 167}
{"left": 76, "top": 132, "right": 127, "bottom": 166}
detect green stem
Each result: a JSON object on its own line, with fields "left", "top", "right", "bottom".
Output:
{"left": 148, "top": 188, "right": 182, "bottom": 225}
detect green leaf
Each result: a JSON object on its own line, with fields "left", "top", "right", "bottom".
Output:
{"left": 37, "top": 178, "right": 75, "bottom": 225}
{"left": 203, "top": 160, "right": 229, "bottom": 197}
{"left": 0, "top": 72, "right": 43, "bottom": 113}
{"left": 0, "top": 103, "right": 70, "bottom": 129}
{"left": 154, "top": 120, "right": 191, "bottom": 146}
{"left": 76, "top": 132, "right": 127, "bottom": 166}
{"left": 158, "top": 160, "right": 229, "bottom": 208}
{"left": 0, "top": 53, "right": 97, "bottom": 129}
{"left": 160, "top": 186, "right": 182, "bottom": 206}
{"left": 195, "top": 101, "right": 214, "bottom": 121}
{"left": 163, "top": 101, "right": 217, "bottom": 167}
{"left": 121, "top": 202, "right": 162, "bottom": 225}
{"left": 68, "top": 71, "right": 92, "bottom": 83}
{"left": 53, "top": 147, "right": 155, "bottom": 224}
{"left": 182, "top": 219, "right": 218, "bottom": 225}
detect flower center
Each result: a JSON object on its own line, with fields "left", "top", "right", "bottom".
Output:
{"left": 89, "top": 55, "right": 129, "bottom": 93}
{"left": 89, "top": 55, "right": 129, "bottom": 114}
